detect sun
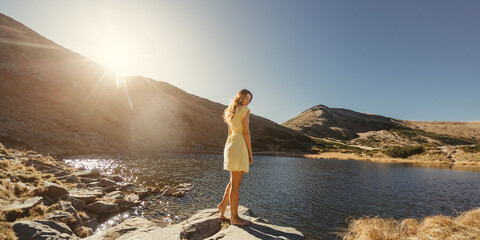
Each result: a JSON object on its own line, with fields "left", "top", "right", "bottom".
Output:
{"left": 99, "top": 40, "right": 134, "bottom": 75}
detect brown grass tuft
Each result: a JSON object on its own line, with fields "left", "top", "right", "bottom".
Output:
{"left": 0, "top": 222, "right": 16, "bottom": 240}
{"left": 342, "top": 208, "right": 480, "bottom": 240}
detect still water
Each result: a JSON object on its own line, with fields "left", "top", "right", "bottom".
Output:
{"left": 64, "top": 154, "right": 480, "bottom": 239}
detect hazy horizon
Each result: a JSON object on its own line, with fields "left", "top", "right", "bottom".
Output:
{"left": 1, "top": 0, "right": 479, "bottom": 123}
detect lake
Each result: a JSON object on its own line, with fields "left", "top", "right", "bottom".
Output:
{"left": 63, "top": 154, "right": 480, "bottom": 239}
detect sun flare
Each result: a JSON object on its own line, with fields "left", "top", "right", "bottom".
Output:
{"left": 99, "top": 40, "right": 134, "bottom": 75}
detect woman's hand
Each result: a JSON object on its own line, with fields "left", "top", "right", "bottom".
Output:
{"left": 249, "top": 153, "right": 253, "bottom": 164}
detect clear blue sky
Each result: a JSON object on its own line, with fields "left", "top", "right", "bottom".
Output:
{"left": 2, "top": 0, "right": 479, "bottom": 123}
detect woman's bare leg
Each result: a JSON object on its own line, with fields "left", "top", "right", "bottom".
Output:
{"left": 229, "top": 171, "right": 251, "bottom": 226}
{"left": 217, "top": 180, "right": 231, "bottom": 219}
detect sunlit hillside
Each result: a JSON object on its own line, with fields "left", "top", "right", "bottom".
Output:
{"left": 0, "top": 13, "right": 312, "bottom": 156}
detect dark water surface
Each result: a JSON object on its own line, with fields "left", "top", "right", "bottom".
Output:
{"left": 63, "top": 154, "right": 480, "bottom": 239}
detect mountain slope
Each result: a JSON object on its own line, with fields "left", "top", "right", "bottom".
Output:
{"left": 283, "top": 105, "right": 479, "bottom": 148}
{"left": 0, "top": 13, "right": 312, "bottom": 155}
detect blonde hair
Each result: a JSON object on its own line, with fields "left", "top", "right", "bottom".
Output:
{"left": 223, "top": 89, "right": 252, "bottom": 124}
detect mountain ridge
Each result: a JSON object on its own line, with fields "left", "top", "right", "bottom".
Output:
{"left": 0, "top": 12, "right": 312, "bottom": 156}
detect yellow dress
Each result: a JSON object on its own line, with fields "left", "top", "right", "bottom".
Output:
{"left": 224, "top": 106, "right": 250, "bottom": 173}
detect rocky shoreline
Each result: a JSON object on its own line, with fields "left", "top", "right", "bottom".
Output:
{"left": 0, "top": 143, "right": 305, "bottom": 239}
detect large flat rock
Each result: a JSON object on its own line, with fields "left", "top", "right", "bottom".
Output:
{"left": 84, "top": 206, "right": 304, "bottom": 240}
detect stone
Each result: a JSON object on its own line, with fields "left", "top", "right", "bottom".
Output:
{"left": 115, "top": 199, "right": 135, "bottom": 210}
{"left": 83, "top": 206, "right": 305, "bottom": 240}
{"left": 135, "top": 187, "right": 151, "bottom": 200}
{"left": 84, "top": 201, "right": 120, "bottom": 215}
{"left": 171, "top": 190, "right": 186, "bottom": 198}
{"left": 75, "top": 169, "right": 101, "bottom": 179}
{"left": 120, "top": 183, "right": 135, "bottom": 191}
{"left": 13, "top": 220, "right": 76, "bottom": 240}
{"left": 83, "top": 217, "right": 158, "bottom": 240}
{"left": 42, "top": 182, "right": 68, "bottom": 199}
{"left": 0, "top": 196, "right": 43, "bottom": 212}
{"left": 106, "top": 175, "right": 123, "bottom": 182}
{"left": 79, "top": 177, "right": 97, "bottom": 184}
{"left": 124, "top": 193, "right": 139, "bottom": 203}
{"left": 61, "top": 201, "right": 83, "bottom": 230}
{"left": 69, "top": 187, "right": 104, "bottom": 204}
{"left": 99, "top": 178, "right": 117, "bottom": 187}
{"left": 103, "top": 185, "right": 117, "bottom": 193}
{"left": 57, "top": 175, "right": 80, "bottom": 183}
{"left": 67, "top": 197, "right": 85, "bottom": 211}
{"left": 82, "top": 218, "right": 99, "bottom": 231}
{"left": 105, "top": 191, "right": 125, "bottom": 199}
{"left": 46, "top": 211, "right": 72, "bottom": 223}
{"left": 161, "top": 186, "right": 176, "bottom": 196}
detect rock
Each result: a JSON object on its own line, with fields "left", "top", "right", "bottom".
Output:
{"left": 82, "top": 218, "right": 99, "bottom": 232}
{"left": 135, "top": 187, "right": 151, "bottom": 200}
{"left": 124, "top": 193, "right": 139, "bottom": 203}
{"left": 106, "top": 175, "right": 123, "bottom": 182}
{"left": 75, "top": 169, "right": 101, "bottom": 179}
{"left": 103, "top": 185, "right": 117, "bottom": 193}
{"left": 83, "top": 206, "right": 305, "bottom": 240}
{"left": 42, "top": 182, "right": 68, "bottom": 200}
{"left": 177, "top": 183, "right": 193, "bottom": 191}
{"left": 61, "top": 201, "right": 83, "bottom": 230}
{"left": 161, "top": 186, "right": 176, "bottom": 196}
{"left": 13, "top": 220, "right": 76, "bottom": 240}
{"left": 66, "top": 197, "right": 85, "bottom": 211}
{"left": 57, "top": 175, "right": 80, "bottom": 183}
{"left": 79, "top": 177, "right": 97, "bottom": 184}
{"left": 99, "top": 178, "right": 117, "bottom": 187}
{"left": 171, "top": 190, "right": 186, "bottom": 198}
{"left": 86, "top": 182, "right": 100, "bottom": 187}
{"left": 83, "top": 217, "right": 158, "bottom": 240}
{"left": 46, "top": 211, "right": 72, "bottom": 223}
{"left": 69, "top": 187, "right": 104, "bottom": 204}
{"left": 115, "top": 199, "right": 135, "bottom": 210}
{"left": 120, "top": 183, "right": 135, "bottom": 191}
{"left": 84, "top": 201, "right": 120, "bottom": 215}
{"left": 0, "top": 196, "right": 43, "bottom": 212}
{"left": 105, "top": 191, "right": 125, "bottom": 199}
{"left": 24, "top": 159, "right": 58, "bottom": 171}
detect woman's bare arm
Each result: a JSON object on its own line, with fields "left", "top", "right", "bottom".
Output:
{"left": 242, "top": 111, "right": 253, "bottom": 164}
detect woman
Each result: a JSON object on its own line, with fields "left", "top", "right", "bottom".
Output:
{"left": 217, "top": 89, "right": 253, "bottom": 226}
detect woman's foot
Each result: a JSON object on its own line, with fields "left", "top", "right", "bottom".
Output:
{"left": 230, "top": 217, "right": 251, "bottom": 226}
{"left": 217, "top": 204, "right": 228, "bottom": 220}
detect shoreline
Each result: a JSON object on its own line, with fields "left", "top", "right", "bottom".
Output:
{"left": 304, "top": 152, "right": 480, "bottom": 171}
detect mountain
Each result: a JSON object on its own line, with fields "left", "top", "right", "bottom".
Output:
{"left": 283, "top": 105, "right": 480, "bottom": 148}
{"left": 0, "top": 13, "right": 312, "bottom": 155}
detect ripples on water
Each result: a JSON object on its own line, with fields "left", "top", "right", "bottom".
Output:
{"left": 64, "top": 155, "right": 480, "bottom": 240}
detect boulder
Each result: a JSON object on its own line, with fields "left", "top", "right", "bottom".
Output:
{"left": 161, "top": 186, "right": 176, "bottom": 196}
{"left": 84, "top": 201, "right": 120, "bottom": 215}
{"left": 99, "top": 178, "right": 117, "bottom": 187}
{"left": 66, "top": 197, "right": 85, "bottom": 211}
{"left": 60, "top": 201, "right": 83, "bottom": 230}
{"left": 0, "top": 196, "right": 43, "bottom": 212}
{"left": 104, "top": 191, "right": 125, "bottom": 199}
{"left": 42, "top": 182, "right": 68, "bottom": 199}
{"left": 82, "top": 218, "right": 99, "bottom": 231}
{"left": 75, "top": 169, "right": 101, "bottom": 179}
{"left": 57, "top": 175, "right": 80, "bottom": 183}
{"left": 83, "top": 217, "right": 158, "bottom": 240}
{"left": 106, "top": 175, "right": 123, "bottom": 182}
{"left": 13, "top": 220, "right": 76, "bottom": 240}
{"left": 69, "top": 187, "right": 104, "bottom": 204}
{"left": 83, "top": 206, "right": 305, "bottom": 240}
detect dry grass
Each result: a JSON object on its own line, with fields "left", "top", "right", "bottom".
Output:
{"left": 0, "top": 222, "right": 16, "bottom": 240}
{"left": 342, "top": 208, "right": 480, "bottom": 240}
